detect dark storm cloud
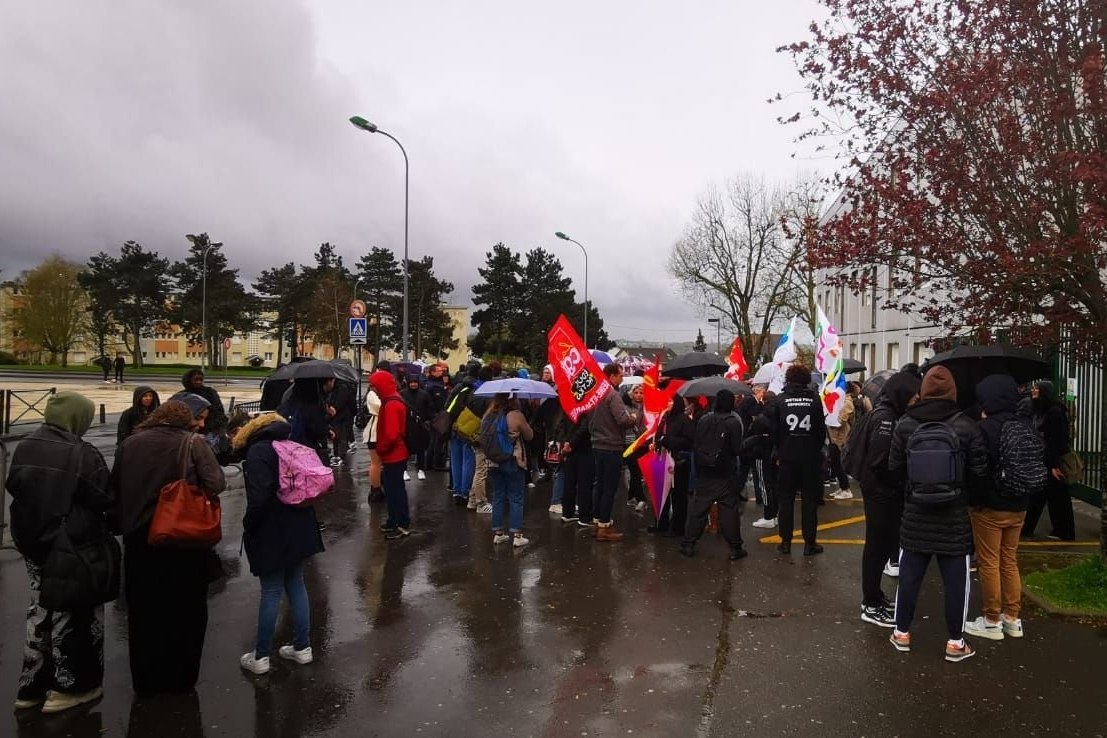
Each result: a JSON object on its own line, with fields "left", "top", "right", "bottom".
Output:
{"left": 0, "top": 0, "right": 820, "bottom": 341}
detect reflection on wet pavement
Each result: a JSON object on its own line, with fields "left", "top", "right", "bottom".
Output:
{"left": 2, "top": 424, "right": 1106, "bottom": 736}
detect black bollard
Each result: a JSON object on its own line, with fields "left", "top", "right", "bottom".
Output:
{"left": 100, "top": 403, "right": 106, "bottom": 425}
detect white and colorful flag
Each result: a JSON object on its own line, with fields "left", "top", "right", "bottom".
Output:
{"left": 767, "top": 317, "right": 797, "bottom": 393}
{"left": 815, "top": 305, "right": 849, "bottom": 426}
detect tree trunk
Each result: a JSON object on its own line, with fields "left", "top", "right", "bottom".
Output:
{"left": 61, "top": 350, "right": 68, "bottom": 368}
{"left": 130, "top": 322, "right": 143, "bottom": 368}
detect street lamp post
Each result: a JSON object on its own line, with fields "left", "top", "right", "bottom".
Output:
{"left": 186, "top": 234, "right": 221, "bottom": 370}
{"left": 350, "top": 115, "right": 410, "bottom": 361}
{"left": 708, "top": 317, "right": 721, "bottom": 354}
{"left": 555, "top": 232, "right": 589, "bottom": 346}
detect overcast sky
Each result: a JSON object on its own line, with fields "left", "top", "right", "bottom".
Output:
{"left": 0, "top": 0, "right": 826, "bottom": 343}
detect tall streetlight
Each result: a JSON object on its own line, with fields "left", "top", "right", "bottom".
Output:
{"left": 350, "top": 115, "right": 410, "bottom": 361}
{"left": 185, "top": 234, "right": 221, "bottom": 370}
{"left": 554, "top": 231, "right": 589, "bottom": 346}
{"left": 707, "top": 317, "right": 721, "bottom": 354}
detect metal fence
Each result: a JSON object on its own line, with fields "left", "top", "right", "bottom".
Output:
{"left": 2, "top": 387, "right": 57, "bottom": 435}
{"left": 1052, "top": 344, "right": 1104, "bottom": 503}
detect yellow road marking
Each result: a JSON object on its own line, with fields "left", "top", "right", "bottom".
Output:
{"left": 756, "top": 513, "right": 1101, "bottom": 547}
{"left": 759, "top": 514, "right": 866, "bottom": 544}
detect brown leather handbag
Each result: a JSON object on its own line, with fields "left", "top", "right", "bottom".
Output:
{"left": 148, "top": 435, "right": 222, "bottom": 547}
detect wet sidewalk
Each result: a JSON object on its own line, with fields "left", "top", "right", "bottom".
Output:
{"left": 1, "top": 431, "right": 1105, "bottom": 737}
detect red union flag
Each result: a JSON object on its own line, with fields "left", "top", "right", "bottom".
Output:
{"left": 547, "top": 314, "right": 612, "bottom": 422}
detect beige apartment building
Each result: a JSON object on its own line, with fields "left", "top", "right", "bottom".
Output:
{"left": 0, "top": 282, "right": 469, "bottom": 370}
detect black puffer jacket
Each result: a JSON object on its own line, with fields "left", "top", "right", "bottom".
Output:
{"left": 6, "top": 426, "right": 112, "bottom": 564}
{"left": 857, "top": 372, "right": 920, "bottom": 500}
{"left": 237, "top": 415, "right": 325, "bottom": 577}
{"left": 888, "top": 398, "right": 988, "bottom": 556}
{"left": 971, "top": 374, "right": 1030, "bottom": 512}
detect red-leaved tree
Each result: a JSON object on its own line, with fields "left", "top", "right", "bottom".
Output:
{"left": 780, "top": 0, "right": 1107, "bottom": 558}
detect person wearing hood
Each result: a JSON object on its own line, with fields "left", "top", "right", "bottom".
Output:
{"left": 854, "top": 371, "right": 921, "bottom": 628}
{"left": 654, "top": 394, "right": 696, "bottom": 536}
{"left": 6, "top": 391, "right": 114, "bottom": 714}
{"left": 234, "top": 414, "right": 325, "bottom": 675}
{"left": 371, "top": 369, "right": 411, "bottom": 538}
{"left": 361, "top": 361, "right": 390, "bottom": 503}
{"left": 284, "top": 378, "right": 336, "bottom": 464}
{"left": 887, "top": 365, "right": 989, "bottom": 662}
{"left": 680, "top": 389, "right": 747, "bottom": 559}
{"left": 963, "top": 374, "right": 1033, "bottom": 642}
{"left": 401, "top": 374, "right": 434, "bottom": 481}
{"left": 111, "top": 399, "right": 226, "bottom": 696}
{"left": 179, "top": 369, "right": 226, "bottom": 432}
{"left": 1021, "top": 380, "right": 1075, "bottom": 541}
{"left": 771, "top": 364, "right": 828, "bottom": 556}
{"left": 117, "top": 385, "right": 161, "bottom": 444}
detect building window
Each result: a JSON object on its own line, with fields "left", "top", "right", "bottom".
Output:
{"left": 886, "top": 343, "right": 900, "bottom": 371}
{"left": 264, "top": 352, "right": 273, "bottom": 361}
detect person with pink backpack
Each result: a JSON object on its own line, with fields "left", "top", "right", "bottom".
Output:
{"left": 232, "top": 414, "right": 325, "bottom": 676}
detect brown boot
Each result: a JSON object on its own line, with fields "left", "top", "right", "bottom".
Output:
{"left": 595, "top": 525, "right": 624, "bottom": 542}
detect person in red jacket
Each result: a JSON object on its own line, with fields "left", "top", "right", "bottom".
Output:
{"left": 370, "top": 370, "right": 410, "bottom": 538}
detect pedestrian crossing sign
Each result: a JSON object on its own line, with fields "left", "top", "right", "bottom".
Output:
{"left": 349, "top": 317, "right": 368, "bottom": 345}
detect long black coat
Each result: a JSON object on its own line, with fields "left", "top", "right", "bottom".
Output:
{"left": 888, "top": 399, "right": 988, "bottom": 556}
{"left": 239, "top": 417, "right": 324, "bottom": 577}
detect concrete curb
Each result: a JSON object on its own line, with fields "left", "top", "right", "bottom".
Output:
{"left": 1021, "top": 585, "right": 1107, "bottom": 623}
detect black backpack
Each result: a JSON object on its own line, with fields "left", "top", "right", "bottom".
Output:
{"left": 840, "top": 411, "right": 875, "bottom": 479}
{"left": 905, "top": 414, "right": 965, "bottom": 506}
{"left": 694, "top": 413, "right": 729, "bottom": 470}
{"left": 996, "top": 419, "right": 1048, "bottom": 499}
{"left": 384, "top": 397, "right": 430, "bottom": 454}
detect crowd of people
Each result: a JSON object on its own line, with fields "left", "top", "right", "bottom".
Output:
{"left": 2, "top": 355, "right": 1078, "bottom": 713}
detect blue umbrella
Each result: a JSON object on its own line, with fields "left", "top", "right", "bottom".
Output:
{"left": 473, "top": 378, "right": 559, "bottom": 399}
{"left": 590, "top": 349, "right": 615, "bottom": 365}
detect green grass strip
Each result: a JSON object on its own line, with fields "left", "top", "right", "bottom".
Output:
{"left": 1024, "top": 556, "right": 1107, "bottom": 614}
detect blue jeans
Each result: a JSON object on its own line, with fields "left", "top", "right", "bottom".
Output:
{"left": 550, "top": 466, "right": 564, "bottom": 505}
{"left": 449, "top": 436, "right": 475, "bottom": 497}
{"left": 382, "top": 461, "right": 411, "bottom": 528}
{"left": 592, "top": 449, "right": 623, "bottom": 524}
{"left": 490, "top": 462, "right": 525, "bottom": 533}
{"left": 255, "top": 562, "right": 310, "bottom": 658}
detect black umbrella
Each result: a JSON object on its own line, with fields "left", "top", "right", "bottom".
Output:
{"left": 925, "top": 343, "right": 1049, "bottom": 407}
{"left": 676, "top": 375, "right": 752, "bottom": 399}
{"left": 265, "top": 356, "right": 317, "bottom": 382}
{"left": 286, "top": 360, "right": 345, "bottom": 381}
{"left": 860, "top": 369, "right": 895, "bottom": 403}
{"left": 327, "top": 359, "right": 361, "bottom": 384}
{"left": 661, "top": 351, "right": 728, "bottom": 380}
{"left": 842, "top": 358, "right": 866, "bottom": 374}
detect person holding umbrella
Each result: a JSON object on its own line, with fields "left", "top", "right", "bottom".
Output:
{"left": 1021, "top": 380, "right": 1076, "bottom": 541}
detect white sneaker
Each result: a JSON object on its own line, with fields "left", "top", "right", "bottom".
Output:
{"left": 403, "top": 471, "right": 411, "bottom": 482}
{"left": 635, "top": 500, "right": 648, "bottom": 512}
{"left": 512, "top": 535, "right": 529, "bottom": 547}
{"left": 240, "top": 652, "right": 270, "bottom": 675}
{"left": 417, "top": 470, "right": 426, "bottom": 480}
{"left": 278, "top": 645, "right": 314, "bottom": 664}
{"left": 476, "top": 502, "right": 493, "bottom": 514}
{"left": 964, "top": 616, "right": 1005, "bottom": 641}
{"left": 752, "top": 517, "right": 777, "bottom": 529}
{"left": 527, "top": 482, "right": 536, "bottom": 488}
{"left": 883, "top": 561, "right": 900, "bottom": 577}
{"left": 493, "top": 533, "right": 511, "bottom": 544}
{"left": 548, "top": 504, "right": 563, "bottom": 515}
{"left": 1002, "top": 617, "right": 1024, "bottom": 638}
{"left": 829, "top": 489, "right": 854, "bottom": 500}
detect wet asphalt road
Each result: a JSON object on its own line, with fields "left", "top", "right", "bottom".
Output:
{"left": 1, "top": 422, "right": 1106, "bottom": 738}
